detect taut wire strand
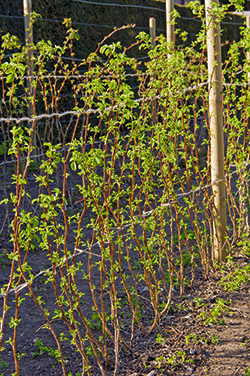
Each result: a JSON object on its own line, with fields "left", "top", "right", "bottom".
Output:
{"left": 0, "top": 161, "right": 249, "bottom": 300}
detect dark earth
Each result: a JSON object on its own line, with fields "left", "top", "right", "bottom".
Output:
{"left": 0, "top": 151, "right": 250, "bottom": 376}
{"left": 0, "top": 236, "right": 250, "bottom": 375}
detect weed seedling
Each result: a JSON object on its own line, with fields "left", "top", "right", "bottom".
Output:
{"left": 200, "top": 336, "right": 208, "bottom": 345}
{"left": 211, "top": 334, "right": 219, "bottom": 344}
{"left": 0, "top": 358, "right": 8, "bottom": 370}
{"left": 194, "top": 297, "right": 206, "bottom": 309}
{"left": 167, "top": 354, "right": 177, "bottom": 366}
{"left": 34, "top": 339, "right": 61, "bottom": 362}
{"left": 198, "top": 299, "right": 231, "bottom": 326}
{"left": 185, "top": 333, "right": 198, "bottom": 345}
{"left": 219, "top": 264, "right": 250, "bottom": 291}
{"left": 156, "top": 355, "right": 164, "bottom": 370}
{"left": 176, "top": 350, "right": 186, "bottom": 363}
{"left": 176, "top": 302, "right": 187, "bottom": 312}
{"left": 156, "top": 333, "right": 167, "bottom": 345}
{"left": 241, "top": 338, "right": 249, "bottom": 347}
{"left": 244, "top": 367, "right": 250, "bottom": 376}
{"left": 0, "top": 249, "right": 11, "bottom": 268}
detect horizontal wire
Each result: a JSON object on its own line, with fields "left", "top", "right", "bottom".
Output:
{"left": 0, "top": 64, "right": 245, "bottom": 82}
{"left": 0, "top": 12, "right": 243, "bottom": 27}
{"left": 72, "top": 0, "right": 166, "bottom": 12}
{"left": 0, "top": 81, "right": 209, "bottom": 125}
{"left": 223, "top": 82, "right": 249, "bottom": 86}
{"left": 0, "top": 80, "right": 247, "bottom": 167}
{"left": 0, "top": 70, "right": 146, "bottom": 81}
{"left": 0, "top": 14, "right": 23, "bottom": 19}
{"left": 28, "top": 54, "right": 147, "bottom": 63}
{"left": 1, "top": 80, "right": 244, "bottom": 126}
{"left": 0, "top": 13, "right": 165, "bottom": 28}
{"left": 0, "top": 4, "right": 247, "bottom": 301}
{"left": 55, "top": 54, "right": 149, "bottom": 62}
{"left": 41, "top": 17, "right": 149, "bottom": 30}
{"left": 221, "top": 20, "right": 243, "bottom": 25}
{"left": 0, "top": 66, "right": 145, "bottom": 81}
{"left": 0, "top": 159, "right": 248, "bottom": 300}
{"left": 0, "top": 79, "right": 246, "bottom": 129}
{"left": 179, "top": 16, "right": 201, "bottom": 23}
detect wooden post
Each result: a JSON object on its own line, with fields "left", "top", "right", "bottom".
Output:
{"left": 240, "top": 13, "right": 250, "bottom": 234}
{"left": 205, "top": 0, "right": 227, "bottom": 261}
{"left": 23, "top": 0, "right": 36, "bottom": 154}
{"left": 149, "top": 18, "right": 156, "bottom": 126}
{"left": 166, "top": 0, "right": 174, "bottom": 58}
{"left": 247, "top": 16, "right": 250, "bottom": 83}
{"left": 149, "top": 17, "right": 156, "bottom": 48}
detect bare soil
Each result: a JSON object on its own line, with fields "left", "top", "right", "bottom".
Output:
{"left": 0, "top": 165, "right": 249, "bottom": 376}
{"left": 0, "top": 240, "right": 249, "bottom": 376}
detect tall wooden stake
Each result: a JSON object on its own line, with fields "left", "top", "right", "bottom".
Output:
{"left": 205, "top": 0, "right": 227, "bottom": 261}
{"left": 149, "top": 17, "right": 156, "bottom": 48}
{"left": 166, "top": 0, "right": 174, "bottom": 58}
{"left": 149, "top": 17, "right": 156, "bottom": 126}
{"left": 247, "top": 15, "right": 250, "bottom": 83}
{"left": 23, "top": 0, "right": 36, "bottom": 155}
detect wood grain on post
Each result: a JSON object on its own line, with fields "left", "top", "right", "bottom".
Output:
{"left": 166, "top": 0, "right": 174, "bottom": 59}
{"left": 149, "top": 18, "right": 156, "bottom": 127}
{"left": 23, "top": 0, "right": 36, "bottom": 155}
{"left": 247, "top": 16, "right": 250, "bottom": 83}
{"left": 205, "top": 0, "right": 227, "bottom": 261}
{"left": 149, "top": 17, "right": 156, "bottom": 48}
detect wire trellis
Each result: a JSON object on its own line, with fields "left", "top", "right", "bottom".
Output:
{"left": 0, "top": 159, "right": 248, "bottom": 301}
{"left": 0, "top": 8, "right": 249, "bottom": 375}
